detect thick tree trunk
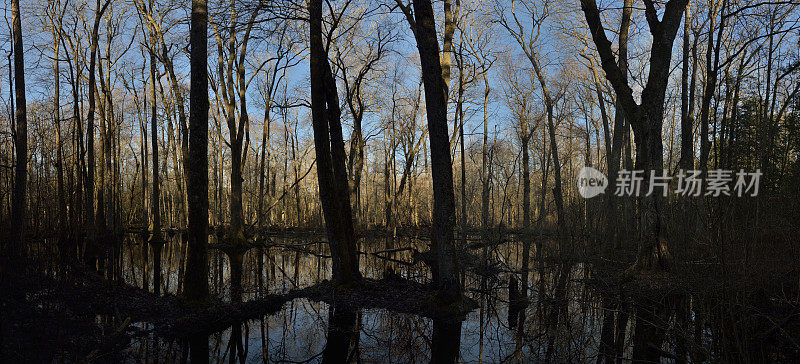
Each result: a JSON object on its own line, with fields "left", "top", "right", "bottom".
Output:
{"left": 183, "top": 0, "right": 210, "bottom": 307}
{"left": 431, "top": 318, "right": 462, "bottom": 363}
{"left": 348, "top": 117, "right": 365, "bottom": 218}
{"left": 581, "top": 0, "right": 688, "bottom": 272}
{"left": 440, "top": 0, "right": 457, "bottom": 95}
{"left": 9, "top": 0, "right": 27, "bottom": 260}
{"left": 411, "top": 0, "right": 461, "bottom": 304}
{"left": 321, "top": 306, "right": 359, "bottom": 364}
{"left": 309, "top": 0, "right": 361, "bottom": 284}
{"left": 229, "top": 138, "right": 245, "bottom": 242}
{"left": 603, "top": 0, "right": 633, "bottom": 249}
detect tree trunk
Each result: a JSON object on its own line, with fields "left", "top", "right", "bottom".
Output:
{"left": 183, "top": 0, "right": 210, "bottom": 306}
{"left": 679, "top": 1, "right": 694, "bottom": 170}
{"left": 456, "top": 45, "right": 467, "bottom": 248}
{"left": 411, "top": 0, "right": 461, "bottom": 304}
{"left": 258, "top": 101, "right": 271, "bottom": 229}
{"left": 149, "top": 31, "right": 163, "bottom": 244}
{"left": 581, "top": 0, "right": 688, "bottom": 272}
{"left": 544, "top": 102, "right": 566, "bottom": 233}
{"left": 83, "top": 0, "right": 111, "bottom": 268}
{"left": 309, "top": 0, "right": 361, "bottom": 284}
{"left": 348, "top": 115, "right": 365, "bottom": 220}
{"left": 603, "top": 0, "right": 633, "bottom": 249}
{"left": 480, "top": 74, "right": 491, "bottom": 244}
{"left": 53, "top": 14, "right": 67, "bottom": 245}
{"left": 158, "top": 36, "right": 190, "bottom": 227}
{"left": 519, "top": 130, "right": 531, "bottom": 327}
{"left": 9, "top": 0, "right": 27, "bottom": 260}
{"left": 229, "top": 137, "right": 245, "bottom": 242}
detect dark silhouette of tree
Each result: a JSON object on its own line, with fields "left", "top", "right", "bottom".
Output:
{"left": 9, "top": 0, "right": 28, "bottom": 262}
{"left": 309, "top": 0, "right": 361, "bottom": 284}
{"left": 396, "top": 0, "right": 462, "bottom": 303}
{"left": 183, "top": 0, "right": 211, "bottom": 307}
{"left": 581, "top": 0, "right": 689, "bottom": 272}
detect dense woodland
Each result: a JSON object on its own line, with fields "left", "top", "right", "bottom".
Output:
{"left": 1, "top": 0, "right": 800, "bottom": 362}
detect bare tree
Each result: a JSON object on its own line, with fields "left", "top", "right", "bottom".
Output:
{"left": 581, "top": 0, "right": 689, "bottom": 272}
{"left": 397, "top": 0, "right": 462, "bottom": 305}
{"left": 334, "top": 24, "right": 392, "bottom": 221}
{"left": 8, "top": 0, "right": 28, "bottom": 261}
{"left": 309, "top": 0, "right": 361, "bottom": 284}
{"left": 496, "top": 0, "right": 566, "bottom": 233}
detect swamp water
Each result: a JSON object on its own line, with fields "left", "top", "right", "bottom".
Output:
{"left": 86, "top": 233, "right": 750, "bottom": 363}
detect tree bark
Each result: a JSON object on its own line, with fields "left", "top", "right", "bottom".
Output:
{"left": 84, "top": 0, "right": 112, "bottom": 268}
{"left": 149, "top": 17, "right": 163, "bottom": 244}
{"left": 679, "top": 1, "right": 694, "bottom": 170}
{"left": 183, "top": 0, "right": 210, "bottom": 306}
{"left": 309, "top": 0, "right": 361, "bottom": 284}
{"left": 52, "top": 5, "right": 67, "bottom": 245}
{"left": 9, "top": 0, "right": 27, "bottom": 260}
{"left": 480, "top": 74, "right": 491, "bottom": 244}
{"left": 698, "top": 0, "right": 726, "bottom": 172}
{"left": 410, "top": 0, "right": 461, "bottom": 304}
{"left": 581, "top": 0, "right": 688, "bottom": 271}
{"left": 603, "top": 0, "right": 633, "bottom": 249}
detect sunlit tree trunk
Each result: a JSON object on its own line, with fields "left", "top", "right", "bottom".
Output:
{"left": 455, "top": 43, "right": 468, "bottom": 248}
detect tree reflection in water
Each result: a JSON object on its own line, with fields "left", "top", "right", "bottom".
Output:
{"left": 321, "top": 305, "right": 359, "bottom": 363}
{"left": 113, "top": 234, "right": 789, "bottom": 362}
{"left": 431, "top": 318, "right": 463, "bottom": 363}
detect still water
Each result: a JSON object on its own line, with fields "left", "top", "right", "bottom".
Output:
{"left": 113, "top": 233, "right": 650, "bottom": 363}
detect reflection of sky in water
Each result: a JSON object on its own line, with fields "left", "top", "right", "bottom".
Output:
{"left": 120, "top": 235, "right": 606, "bottom": 362}
{"left": 200, "top": 291, "right": 603, "bottom": 362}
